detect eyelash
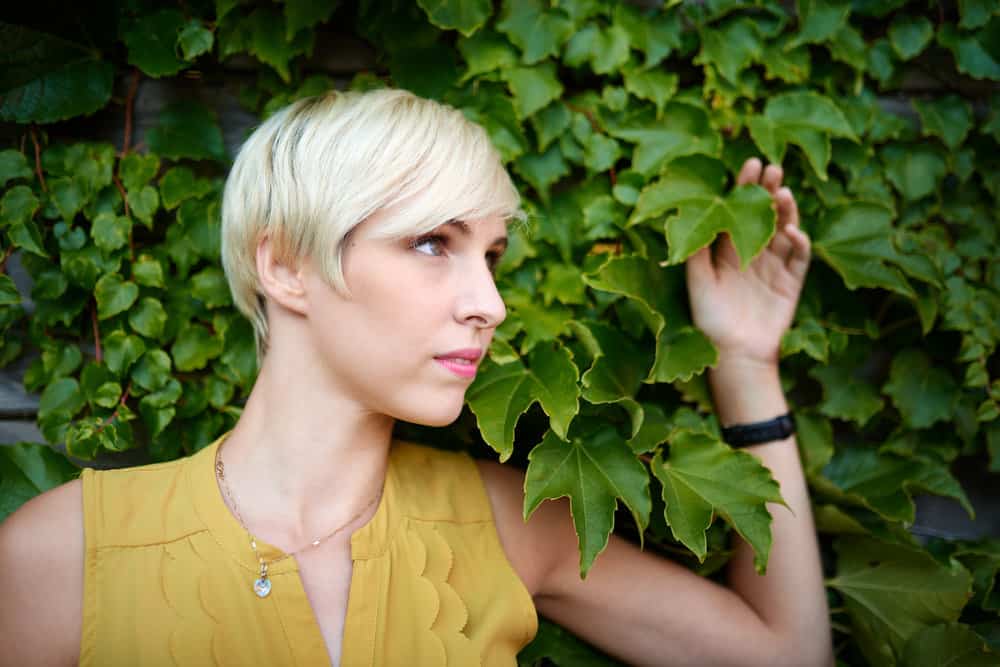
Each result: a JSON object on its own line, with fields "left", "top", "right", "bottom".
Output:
{"left": 409, "top": 234, "right": 503, "bottom": 273}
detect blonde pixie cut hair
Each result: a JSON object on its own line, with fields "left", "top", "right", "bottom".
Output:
{"left": 221, "top": 88, "right": 524, "bottom": 357}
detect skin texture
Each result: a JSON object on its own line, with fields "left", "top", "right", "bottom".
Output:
{"left": 0, "top": 158, "right": 832, "bottom": 667}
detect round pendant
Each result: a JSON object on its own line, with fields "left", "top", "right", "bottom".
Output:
{"left": 254, "top": 577, "right": 272, "bottom": 598}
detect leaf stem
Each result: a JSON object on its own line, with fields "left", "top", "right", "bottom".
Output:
{"left": 92, "top": 301, "right": 103, "bottom": 364}
{"left": 29, "top": 126, "right": 47, "bottom": 193}
{"left": 95, "top": 382, "right": 132, "bottom": 437}
{"left": 0, "top": 245, "right": 14, "bottom": 274}
{"left": 121, "top": 68, "right": 141, "bottom": 156}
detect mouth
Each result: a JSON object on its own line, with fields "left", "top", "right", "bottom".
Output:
{"left": 434, "top": 349, "right": 482, "bottom": 378}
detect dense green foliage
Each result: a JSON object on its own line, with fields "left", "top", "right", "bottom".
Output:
{"left": 1, "top": 0, "right": 999, "bottom": 664}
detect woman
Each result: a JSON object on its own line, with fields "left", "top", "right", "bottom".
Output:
{"left": 0, "top": 89, "right": 831, "bottom": 666}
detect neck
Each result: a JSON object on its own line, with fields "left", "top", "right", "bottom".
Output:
{"left": 217, "top": 341, "right": 394, "bottom": 553}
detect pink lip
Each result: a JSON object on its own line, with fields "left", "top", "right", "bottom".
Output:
{"left": 434, "top": 348, "right": 482, "bottom": 378}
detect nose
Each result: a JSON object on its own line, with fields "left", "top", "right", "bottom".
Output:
{"left": 455, "top": 261, "right": 506, "bottom": 329}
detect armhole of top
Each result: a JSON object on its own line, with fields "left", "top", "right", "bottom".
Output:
{"left": 464, "top": 455, "right": 540, "bottom": 645}
{"left": 78, "top": 467, "right": 99, "bottom": 667}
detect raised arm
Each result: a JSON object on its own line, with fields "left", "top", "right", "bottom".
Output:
{"left": 481, "top": 158, "right": 832, "bottom": 666}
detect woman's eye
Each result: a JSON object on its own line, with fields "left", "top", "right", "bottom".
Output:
{"left": 410, "top": 235, "right": 446, "bottom": 256}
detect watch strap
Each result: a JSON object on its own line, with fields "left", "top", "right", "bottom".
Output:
{"left": 720, "top": 413, "right": 795, "bottom": 447}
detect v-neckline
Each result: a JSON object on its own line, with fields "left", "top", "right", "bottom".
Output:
{"left": 186, "top": 432, "right": 399, "bottom": 666}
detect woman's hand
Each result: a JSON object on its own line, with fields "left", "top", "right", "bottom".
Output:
{"left": 685, "top": 158, "right": 811, "bottom": 368}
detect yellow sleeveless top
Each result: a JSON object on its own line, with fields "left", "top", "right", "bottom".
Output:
{"left": 78, "top": 434, "right": 538, "bottom": 666}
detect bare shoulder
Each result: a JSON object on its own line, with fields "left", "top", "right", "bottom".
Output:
{"left": 0, "top": 478, "right": 84, "bottom": 666}
{"left": 474, "top": 459, "right": 578, "bottom": 598}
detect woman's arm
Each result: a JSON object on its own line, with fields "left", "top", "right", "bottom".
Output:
{"left": 0, "top": 479, "right": 84, "bottom": 667}
{"left": 481, "top": 158, "right": 832, "bottom": 666}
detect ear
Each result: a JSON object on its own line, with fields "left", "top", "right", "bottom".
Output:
{"left": 255, "top": 235, "right": 309, "bottom": 316}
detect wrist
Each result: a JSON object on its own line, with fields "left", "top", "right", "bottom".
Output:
{"left": 708, "top": 354, "right": 787, "bottom": 426}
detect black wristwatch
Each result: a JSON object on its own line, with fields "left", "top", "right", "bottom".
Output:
{"left": 720, "top": 413, "right": 795, "bottom": 447}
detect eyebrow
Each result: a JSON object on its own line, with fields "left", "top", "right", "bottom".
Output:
{"left": 443, "top": 219, "right": 508, "bottom": 251}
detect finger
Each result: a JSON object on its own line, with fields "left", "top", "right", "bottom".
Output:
{"left": 737, "top": 157, "right": 762, "bottom": 186}
{"left": 714, "top": 232, "right": 741, "bottom": 270}
{"left": 775, "top": 186, "right": 799, "bottom": 230}
{"left": 761, "top": 164, "right": 783, "bottom": 194}
{"left": 768, "top": 227, "right": 795, "bottom": 262}
{"left": 686, "top": 244, "right": 716, "bottom": 284}
{"left": 785, "top": 225, "right": 811, "bottom": 280}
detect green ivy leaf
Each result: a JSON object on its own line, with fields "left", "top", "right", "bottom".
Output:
{"left": 630, "top": 156, "right": 774, "bottom": 267}
{"left": 191, "top": 267, "right": 232, "bottom": 308}
{"left": 496, "top": 0, "right": 573, "bottom": 65}
{"left": 813, "top": 203, "right": 914, "bottom": 297}
{"left": 696, "top": 17, "right": 763, "bottom": 83}
{"left": 0, "top": 23, "right": 114, "bottom": 124}
{"left": 131, "top": 349, "right": 172, "bottom": 392}
{"left": 177, "top": 20, "right": 214, "bottom": 61}
{"left": 958, "top": 0, "right": 999, "bottom": 30}
{"left": 524, "top": 426, "right": 650, "bottom": 577}
{"left": 132, "top": 255, "right": 165, "bottom": 287}
{"left": 91, "top": 212, "right": 131, "bottom": 252}
{"left": 466, "top": 343, "right": 580, "bottom": 461}
{"left": 605, "top": 103, "right": 722, "bottom": 175}
{"left": 38, "top": 376, "right": 85, "bottom": 419}
{"left": 220, "top": 318, "right": 258, "bottom": 388}
{"left": 8, "top": 221, "right": 47, "bottom": 257}
{"left": 902, "top": 623, "right": 997, "bottom": 667}
{"left": 514, "top": 144, "right": 570, "bottom": 203}
{"left": 564, "top": 23, "right": 630, "bottom": 75}
{"left": 622, "top": 66, "right": 678, "bottom": 118}
{"left": 0, "top": 149, "right": 32, "bottom": 187}
{"left": 122, "top": 9, "right": 187, "bottom": 78}
{"left": 570, "top": 321, "right": 646, "bottom": 437}
{"left": 128, "top": 185, "right": 160, "bottom": 227}
{"left": 503, "top": 61, "right": 564, "bottom": 120}
{"left": 787, "top": 0, "right": 851, "bottom": 50}
{"left": 139, "top": 401, "right": 176, "bottom": 438}
{"left": 1, "top": 185, "right": 39, "bottom": 228}
{"left": 530, "top": 102, "right": 572, "bottom": 152}
{"left": 457, "top": 29, "right": 517, "bottom": 81}
{"left": 285, "top": 0, "right": 339, "bottom": 38}
{"left": 119, "top": 153, "right": 161, "bottom": 192}
{"left": 584, "top": 255, "right": 717, "bottom": 383}
{"left": 747, "top": 91, "right": 857, "bottom": 180}
{"left": 171, "top": 323, "right": 224, "bottom": 372}
{"left": 0, "top": 443, "right": 78, "bottom": 522}
{"left": 147, "top": 103, "right": 226, "bottom": 162}
{"left": 652, "top": 431, "right": 784, "bottom": 574}
{"left": 888, "top": 14, "right": 934, "bottom": 60}
{"left": 663, "top": 184, "right": 775, "bottom": 268}
{"left": 828, "top": 537, "right": 973, "bottom": 665}
{"left": 128, "top": 297, "right": 168, "bottom": 339}
{"left": 47, "top": 177, "right": 85, "bottom": 222}
{"left": 820, "top": 447, "right": 973, "bottom": 522}
{"left": 781, "top": 317, "right": 829, "bottom": 363}
{"left": 0, "top": 274, "right": 20, "bottom": 306}
{"left": 613, "top": 3, "right": 681, "bottom": 68}
{"left": 518, "top": 617, "right": 621, "bottom": 667}
{"left": 913, "top": 95, "right": 973, "bottom": 150}
{"left": 809, "top": 362, "right": 884, "bottom": 426}
{"left": 94, "top": 274, "right": 139, "bottom": 320}
{"left": 417, "top": 0, "right": 491, "bottom": 37}
{"left": 937, "top": 24, "right": 1000, "bottom": 80}
{"left": 159, "top": 167, "right": 215, "bottom": 209}
{"left": 453, "top": 85, "right": 528, "bottom": 162}
{"left": 883, "top": 349, "right": 959, "bottom": 429}
{"left": 881, "top": 143, "right": 947, "bottom": 202}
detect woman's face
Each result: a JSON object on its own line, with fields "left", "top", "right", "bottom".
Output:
{"left": 301, "top": 209, "right": 508, "bottom": 426}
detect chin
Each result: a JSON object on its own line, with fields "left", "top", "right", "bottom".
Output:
{"left": 395, "top": 399, "right": 465, "bottom": 428}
